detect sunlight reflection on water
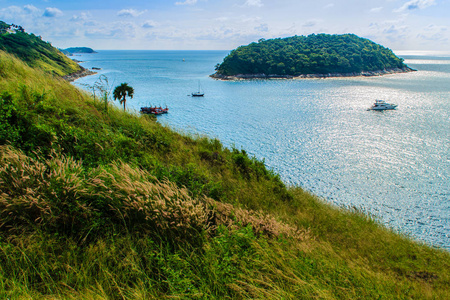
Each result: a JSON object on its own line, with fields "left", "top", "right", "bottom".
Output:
{"left": 74, "top": 51, "right": 450, "bottom": 249}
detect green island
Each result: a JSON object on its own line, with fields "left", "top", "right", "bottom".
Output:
{"left": 1, "top": 22, "right": 449, "bottom": 299}
{"left": 212, "top": 33, "right": 413, "bottom": 80}
{"left": 63, "top": 47, "right": 97, "bottom": 55}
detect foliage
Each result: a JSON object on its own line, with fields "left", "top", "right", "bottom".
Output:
{"left": 0, "top": 20, "right": 80, "bottom": 76}
{"left": 64, "top": 47, "right": 96, "bottom": 54}
{"left": 0, "top": 146, "right": 212, "bottom": 242}
{"left": 114, "top": 82, "right": 134, "bottom": 111}
{"left": 80, "top": 74, "right": 114, "bottom": 111}
{"left": 0, "top": 92, "right": 19, "bottom": 144}
{"left": 215, "top": 33, "right": 409, "bottom": 76}
{"left": 0, "top": 21, "right": 8, "bottom": 31}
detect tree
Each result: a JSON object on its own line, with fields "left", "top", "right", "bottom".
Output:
{"left": 113, "top": 83, "right": 134, "bottom": 111}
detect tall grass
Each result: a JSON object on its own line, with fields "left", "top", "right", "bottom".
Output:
{"left": 0, "top": 50, "right": 449, "bottom": 299}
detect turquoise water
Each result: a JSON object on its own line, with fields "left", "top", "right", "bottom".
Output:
{"left": 74, "top": 50, "right": 450, "bottom": 250}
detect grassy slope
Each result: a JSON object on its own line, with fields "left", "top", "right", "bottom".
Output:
{"left": 0, "top": 21, "right": 80, "bottom": 76}
{"left": 0, "top": 50, "right": 449, "bottom": 299}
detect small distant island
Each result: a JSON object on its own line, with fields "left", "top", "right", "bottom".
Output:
{"left": 211, "top": 34, "right": 414, "bottom": 80}
{"left": 60, "top": 47, "right": 97, "bottom": 56}
{"left": 64, "top": 47, "right": 97, "bottom": 54}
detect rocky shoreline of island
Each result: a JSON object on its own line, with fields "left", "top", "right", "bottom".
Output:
{"left": 210, "top": 66, "right": 415, "bottom": 80}
{"left": 63, "top": 66, "right": 97, "bottom": 82}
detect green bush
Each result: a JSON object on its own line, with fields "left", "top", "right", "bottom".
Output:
{"left": 0, "top": 92, "right": 20, "bottom": 144}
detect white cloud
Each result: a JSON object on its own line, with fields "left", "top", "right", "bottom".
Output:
{"left": 215, "top": 17, "right": 229, "bottom": 22}
{"left": 142, "top": 20, "right": 158, "bottom": 29}
{"left": 242, "top": 16, "right": 262, "bottom": 23}
{"left": 84, "top": 21, "right": 99, "bottom": 27}
{"left": 85, "top": 22, "right": 137, "bottom": 39}
{"left": 395, "top": 0, "right": 436, "bottom": 13}
{"left": 23, "top": 5, "right": 39, "bottom": 14}
{"left": 117, "top": 9, "right": 146, "bottom": 17}
{"left": 1, "top": 0, "right": 448, "bottom": 51}
{"left": 370, "top": 7, "right": 383, "bottom": 13}
{"left": 0, "top": 5, "right": 41, "bottom": 22}
{"left": 415, "top": 25, "right": 449, "bottom": 47}
{"left": 383, "top": 24, "right": 408, "bottom": 35}
{"left": 245, "top": 0, "right": 264, "bottom": 7}
{"left": 43, "top": 7, "right": 63, "bottom": 18}
{"left": 303, "top": 20, "right": 320, "bottom": 28}
{"left": 70, "top": 12, "right": 90, "bottom": 22}
{"left": 255, "top": 23, "right": 268, "bottom": 32}
{"left": 0, "top": 6, "right": 23, "bottom": 19}
{"left": 175, "top": 0, "right": 198, "bottom": 5}
{"left": 423, "top": 24, "right": 447, "bottom": 33}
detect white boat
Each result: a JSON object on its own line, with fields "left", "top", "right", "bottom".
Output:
{"left": 369, "top": 99, "right": 397, "bottom": 110}
{"left": 192, "top": 81, "right": 204, "bottom": 97}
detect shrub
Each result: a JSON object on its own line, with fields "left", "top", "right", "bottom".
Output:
{"left": 0, "top": 92, "right": 20, "bottom": 144}
{"left": 0, "top": 146, "right": 212, "bottom": 242}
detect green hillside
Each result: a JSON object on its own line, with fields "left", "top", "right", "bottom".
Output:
{"left": 0, "top": 21, "right": 80, "bottom": 76}
{"left": 0, "top": 21, "right": 8, "bottom": 31}
{"left": 0, "top": 40, "right": 449, "bottom": 298}
{"left": 213, "top": 33, "right": 411, "bottom": 78}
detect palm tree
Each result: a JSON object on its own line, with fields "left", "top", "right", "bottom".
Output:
{"left": 113, "top": 83, "right": 134, "bottom": 111}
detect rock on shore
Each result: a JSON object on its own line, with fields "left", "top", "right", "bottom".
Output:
{"left": 63, "top": 66, "right": 97, "bottom": 82}
{"left": 210, "top": 66, "right": 415, "bottom": 80}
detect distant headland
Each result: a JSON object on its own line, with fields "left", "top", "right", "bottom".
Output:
{"left": 211, "top": 34, "right": 414, "bottom": 80}
{"left": 61, "top": 47, "right": 97, "bottom": 56}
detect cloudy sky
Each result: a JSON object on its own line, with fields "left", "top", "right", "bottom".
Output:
{"left": 1, "top": 0, "right": 449, "bottom": 52}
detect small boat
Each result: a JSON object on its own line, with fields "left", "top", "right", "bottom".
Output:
{"left": 368, "top": 99, "right": 397, "bottom": 110}
{"left": 140, "top": 106, "right": 168, "bottom": 115}
{"left": 92, "top": 67, "right": 102, "bottom": 70}
{"left": 192, "top": 81, "right": 204, "bottom": 97}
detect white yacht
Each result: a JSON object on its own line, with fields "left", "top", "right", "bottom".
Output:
{"left": 191, "top": 81, "right": 204, "bottom": 97}
{"left": 369, "top": 99, "right": 398, "bottom": 110}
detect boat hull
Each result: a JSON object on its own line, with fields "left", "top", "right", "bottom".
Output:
{"left": 369, "top": 106, "right": 397, "bottom": 110}
{"left": 140, "top": 107, "right": 168, "bottom": 115}
{"left": 369, "top": 100, "right": 397, "bottom": 110}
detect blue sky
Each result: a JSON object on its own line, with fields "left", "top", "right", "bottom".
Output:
{"left": 1, "top": 0, "right": 449, "bottom": 52}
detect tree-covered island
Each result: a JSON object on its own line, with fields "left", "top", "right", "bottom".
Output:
{"left": 63, "top": 47, "right": 97, "bottom": 55}
{"left": 212, "top": 33, "right": 414, "bottom": 79}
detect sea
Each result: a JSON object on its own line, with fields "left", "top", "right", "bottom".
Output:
{"left": 73, "top": 50, "right": 450, "bottom": 250}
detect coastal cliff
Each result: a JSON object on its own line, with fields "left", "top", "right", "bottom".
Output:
{"left": 0, "top": 21, "right": 80, "bottom": 76}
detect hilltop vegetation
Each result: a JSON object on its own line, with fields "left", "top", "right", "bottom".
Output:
{"left": 0, "top": 21, "right": 80, "bottom": 76}
{"left": 0, "top": 21, "right": 8, "bottom": 31}
{"left": 0, "top": 38, "right": 450, "bottom": 299}
{"left": 64, "top": 47, "right": 97, "bottom": 54}
{"left": 213, "top": 34, "right": 411, "bottom": 78}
